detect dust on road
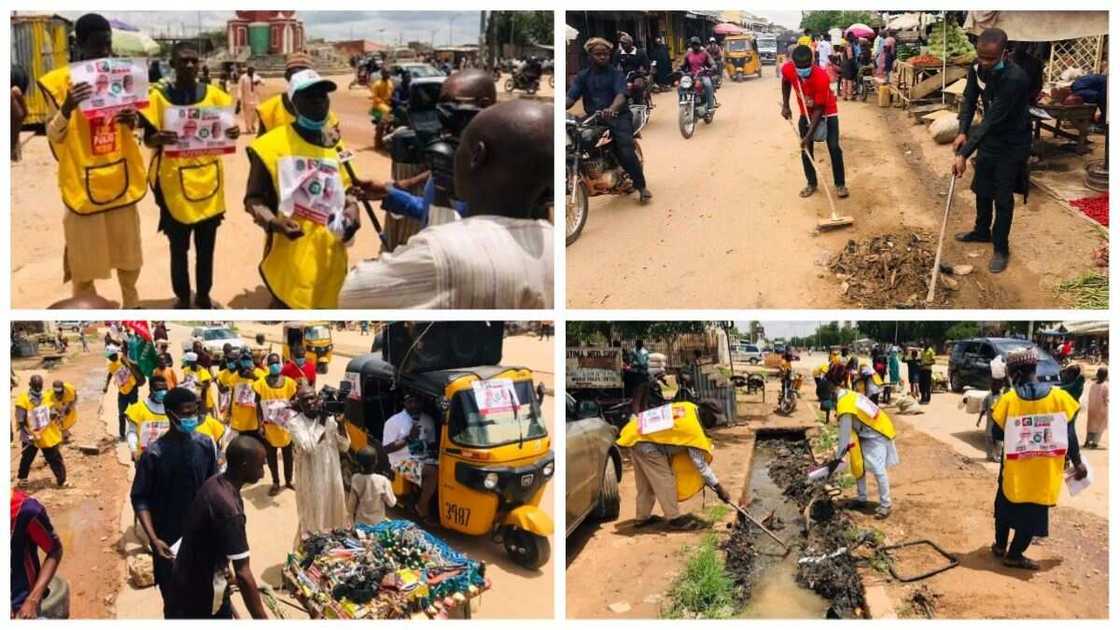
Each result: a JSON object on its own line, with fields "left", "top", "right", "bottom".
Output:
{"left": 11, "top": 73, "right": 549, "bottom": 309}
{"left": 565, "top": 72, "right": 1106, "bottom": 309}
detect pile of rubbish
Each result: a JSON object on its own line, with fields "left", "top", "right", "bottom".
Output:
{"left": 284, "top": 520, "right": 488, "bottom": 619}
{"left": 829, "top": 231, "right": 948, "bottom": 308}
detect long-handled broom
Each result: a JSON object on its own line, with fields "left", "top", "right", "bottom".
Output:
{"left": 926, "top": 174, "right": 957, "bottom": 303}
{"left": 788, "top": 80, "right": 854, "bottom": 230}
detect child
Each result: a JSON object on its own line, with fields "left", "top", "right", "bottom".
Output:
{"left": 348, "top": 446, "right": 396, "bottom": 526}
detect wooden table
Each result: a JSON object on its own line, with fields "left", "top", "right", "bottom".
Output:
{"left": 891, "top": 60, "right": 970, "bottom": 108}
{"left": 1033, "top": 103, "right": 1098, "bottom": 154}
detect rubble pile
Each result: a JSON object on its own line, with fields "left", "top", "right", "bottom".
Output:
{"left": 829, "top": 231, "right": 949, "bottom": 308}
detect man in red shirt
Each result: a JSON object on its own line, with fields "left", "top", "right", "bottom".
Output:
{"left": 680, "top": 37, "right": 717, "bottom": 112}
{"left": 780, "top": 45, "right": 848, "bottom": 199}
{"left": 281, "top": 344, "right": 316, "bottom": 388}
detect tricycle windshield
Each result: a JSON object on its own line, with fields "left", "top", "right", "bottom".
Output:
{"left": 451, "top": 379, "right": 547, "bottom": 448}
{"left": 305, "top": 326, "right": 331, "bottom": 341}
{"left": 727, "top": 39, "right": 749, "bottom": 52}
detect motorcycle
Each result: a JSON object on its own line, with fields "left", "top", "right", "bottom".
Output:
{"left": 677, "top": 69, "right": 716, "bottom": 139}
{"left": 504, "top": 69, "right": 540, "bottom": 94}
{"left": 775, "top": 372, "right": 803, "bottom": 416}
{"left": 565, "top": 111, "right": 644, "bottom": 246}
{"left": 348, "top": 66, "right": 370, "bottom": 90}
{"left": 625, "top": 70, "right": 654, "bottom": 136}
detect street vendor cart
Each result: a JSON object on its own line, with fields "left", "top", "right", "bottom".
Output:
{"left": 284, "top": 520, "right": 490, "bottom": 619}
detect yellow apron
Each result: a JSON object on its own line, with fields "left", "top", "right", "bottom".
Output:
{"left": 617, "top": 402, "right": 714, "bottom": 501}
{"left": 140, "top": 84, "right": 232, "bottom": 225}
{"left": 226, "top": 369, "right": 266, "bottom": 432}
{"left": 253, "top": 376, "right": 297, "bottom": 448}
{"left": 125, "top": 400, "right": 169, "bottom": 454}
{"left": 38, "top": 65, "right": 147, "bottom": 214}
{"left": 991, "top": 388, "right": 1078, "bottom": 506}
{"left": 248, "top": 125, "right": 352, "bottom": 309}
{"left": 255, "top": 94, "right": 341, "bottom": 134}
{"left": 195, "top": 414, "right": 226, "bottom": 445}
{"left": 15, "top": 393, "right": 63, "bottom": 449}
{"left": 107, "top": 359, "right": 138, "bottom": 395}
{"left": 836, "top": 390, "right": 896, "bottom": 480}
{"left": 47, "top": 384, "right": 78, "bottom": 432}
{"left": 180, "top": 366, "right": 216, "bottom": 411}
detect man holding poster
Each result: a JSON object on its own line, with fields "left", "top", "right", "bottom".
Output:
{"left": 140, "top": 42, "right": 240, "bottom": 309}
{"left": 36, "top": 13, "right": 147, "bottom": 307}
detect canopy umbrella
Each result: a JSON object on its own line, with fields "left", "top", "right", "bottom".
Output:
{"left": 844, "top": 23, "right": 875, "bottom": 39}
{"left": 566, "top": 24, "right": 579, "bottom": 42}
{"left": 111, "top": 22, "right": 160, "bottom": 56}
{"left": 713, "top": 22, "right": 746, "bottom": 36}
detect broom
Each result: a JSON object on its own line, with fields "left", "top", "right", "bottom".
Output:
{"left": 788, "top": 79, "right": 854, "bottom": 230}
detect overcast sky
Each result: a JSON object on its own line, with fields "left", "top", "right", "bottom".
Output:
{"left": 753, "top": 11, "right": 802, "bottom": 32}
{"left": 57, "top": 11, "right": 484, "bottom": 46}
{"left": 734, "top": 321, "right": 837, "bottom": 339}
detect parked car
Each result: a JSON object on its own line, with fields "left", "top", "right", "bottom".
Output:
{"left": 184, "top": 326, "right": 248, "bottom": 356}
{"left": 735, "top": 343, "right": 763, "bottom": 364}
{"left": 948, "top": 337, "right": 1060, "bottom": 392}
{"left": 566, "top": 394, "right": 621, "bottom": 536}
{"left": 395, "top": 62, "right": 446, "bottom": 80}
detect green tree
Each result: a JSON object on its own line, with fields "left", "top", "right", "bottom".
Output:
{"left": 944, "top": 321, "right": 981, "bottom": 341}
{"left": 799, "top": 11, "right": 874, "bottom": 35}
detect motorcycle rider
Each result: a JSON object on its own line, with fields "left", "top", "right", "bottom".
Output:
{"left": 566, "top": 37, "right": 652, "bottom": 203}
{"left": 706, "top": 37, "right": 724, "bottom": 80}
{"left": 614, "top": 33, "right": 651, "bottom": 77}
{"left": 681, "top": 37, "right": 717, "bottom": 111}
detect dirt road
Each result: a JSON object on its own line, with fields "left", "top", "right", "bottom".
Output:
{"left": 565, "top": 71, "right": 1106, "bottom": 308}
{"left": 14, "top": 323, "right": 553, "bottom": 618}
{"left": 11, "top": 73, "right": 549, "bottom": 309}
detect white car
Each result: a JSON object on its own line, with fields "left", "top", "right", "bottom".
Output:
{"left": 735, "top": 343, "right": 763, "bottom": 364}
{"left": 184, "top": 326, "right": 247, "bottom": 356}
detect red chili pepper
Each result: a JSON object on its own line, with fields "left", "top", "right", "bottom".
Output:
{"left": 1070, "top": 194, "right": 1109, "bottom": 227}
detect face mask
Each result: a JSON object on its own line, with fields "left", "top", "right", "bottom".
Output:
{"left": 53, "top": 389, "right": 64, "bottom": 397}
{"left": 227, "top": 361, "right": 237, "bottom": 370}
{"left": 269, "top": 364, "right": 282, "bottom": 376}
{"left": 175, "top": 415, "right": 200, "bottom": 433}
{"left": 993, "top": 60, "right": 1005, "bottom": 72}
{"left": 796, "top": 66, "right": 812, "bottom": 78}
{"left": 296, "top": 113, "right": 327, "bottom": 131}
{"left": 240, "top": 360, "right": 254, "bottom": 369}
{"left": 151, "top": 390, "right": 167, "bottom": 403}
{"left": 295, "top": 357, "right": 306, "bottom": 366}
{"left": 30, "top": 386, "right": 42, "bottom": 396}
{"left": 108, "top": 354, "right": 119, "bottom": 362}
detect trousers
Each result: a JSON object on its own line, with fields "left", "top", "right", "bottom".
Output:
{"left": 162, "top": 210, "right": 221, "bottom": 305}
{"left": 17, "top": 444, "right": 66, "bottom": 484}
{"left": 606, "top": 116, "right": 646, "bottom": 190}
{"left": 799, "top": 115, "right": 845, "bottom": 187}
{"left": 631, "top": 445, "right": 680, "bottom": 519}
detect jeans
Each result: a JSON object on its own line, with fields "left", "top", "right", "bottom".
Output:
{"left": 163, "top": 212, "right": 221, "bottom": 305}
{"left": 798, "top": 116, "right": 845, "bottom": 188}
{"left": 700, "top": 76, "right": 715, "bottom": 110}
{"left": 17, "top": 444, "right": 66, "bottom": 484}
{"left": 606, "top": 115, "right": 646, "bottom": 190}
{"left": 856, "top": 469, "right": 891, "bottom": 508}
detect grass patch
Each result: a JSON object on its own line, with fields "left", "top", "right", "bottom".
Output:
{"left": 705, "top": 504, "right": 731, "bottom": 522}
{"left": 812, "top": 422, "right": 839, "bottom": 453}
{"left": 662, "top": 535, "right": 737, "bottom": 619}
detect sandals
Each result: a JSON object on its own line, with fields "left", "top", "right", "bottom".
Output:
{"left": 1003, "top": 555, "right": 1040, "bottom": 570}
{"left": 633, "top": 515, "right": 664, "bottom": 529}
{"left": 990, "top": 543, "right": 1006, "bottom": 557}
{"left": 836, "top": 186, "right": 850, "bottom": 198}
{"left": 667, "top": 515, "right": 708, "bottom": 532}
{"left": 874, "top": 505, "right": 892, "bottom": 519}
{"left": 800, "top": 186, "right": 817, "bottom": 198}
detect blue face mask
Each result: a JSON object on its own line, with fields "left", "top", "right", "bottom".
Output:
{"left": 993, "top": 60, "right": 1005, "bottom": 72}
{"left": 240, "top": 359, "right": 254, "bottom": 369}
{"left": 796, "top": 66, "right": 812, "bottom": 78}
{"left": 296, "top": 113, "right": 327, "bottom": 131}
{"left": 269, "top": 364, "right": 282, "bottom": 376}
{"left": 295, "top": 357, "right": 306, "bottom": 366}
{"left": 176, "top": 415, "right": 199, "bottom": 433}
{"left": 151, "top": 390, "right": 167, "bottom": 403}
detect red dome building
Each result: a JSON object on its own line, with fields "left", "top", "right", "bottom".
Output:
{"left": 226, "top": 10, "right": 304, "bottom": 56}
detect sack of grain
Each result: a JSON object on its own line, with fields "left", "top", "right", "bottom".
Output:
{"left": 929, "top": 113, "right": 960, "bottom": 144}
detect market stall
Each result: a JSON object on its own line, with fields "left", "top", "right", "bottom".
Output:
{"left": 283, "top": 520, "right": 490, "bottom": 620}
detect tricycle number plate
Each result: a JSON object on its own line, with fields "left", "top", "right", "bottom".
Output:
{"left": 446, "top": 502, "right": 471, "bottom": 528}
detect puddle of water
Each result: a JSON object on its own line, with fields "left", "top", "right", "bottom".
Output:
{"left": 738, "top": 439, "right": 831, "bottom": 619}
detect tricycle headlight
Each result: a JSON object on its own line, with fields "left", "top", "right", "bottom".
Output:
{"left": 542, "top": 461, "right": 554, "bottom": 477}
{"left": 680, "top": 75, "right": 693, "bottom": 89}
{"left": 483, "top": 472, "right": 499, "bottom": 490}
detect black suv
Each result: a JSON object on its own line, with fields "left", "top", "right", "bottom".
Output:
{"left": 948, "top": 337, "right": 1060, "bottom": 392}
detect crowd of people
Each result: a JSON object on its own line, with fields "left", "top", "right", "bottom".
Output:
{"left": 11, "top": 323, "right": 454, "bottom": 619}
{"left": 18, "top": 12, "right": 553, "bottom": 310}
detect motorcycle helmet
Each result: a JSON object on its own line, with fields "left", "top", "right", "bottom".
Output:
{"left": 689, "top": 36, "right": 702, "bottom": 47}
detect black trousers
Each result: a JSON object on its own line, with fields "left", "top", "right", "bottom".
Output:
{"left": 995, "top": 519, "right": 1033, "bottom": 558}
{"left": 971, "top": 150, "right": 1027, "bottom": 255}
{"left": 919, "top": 368, "right": 933, "bottom": 403}
{"left": 163, "top": 213, "right": 221, "bottom": 304}
{"left": 18, "top": 444, "right": 66, "bottom": 484}
{"left": 153, "top": 552, "right": 175, "bottom": 618}
{"left": 266, "top": 443, "right": 294, "bottom": 486}
{"left": 606, "top": 115, "right": 646, "bottom": 190}
{"left": 118, "top": 389, "right": 138, "bottom": 440}
{"left": 799, "top": 115, "right": 845, "bottom": 188}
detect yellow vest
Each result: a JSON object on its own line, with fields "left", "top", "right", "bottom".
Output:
{"left": 15, "top": 393, "right": 63, "bottom": 449}
{"left": 125, "top": 399, "right": 169, "bottom": 453}
{"left": 992, "top": 387, "right": 1079, "bottom": 506}
{"left": 254, "top": 375, "right": 297, "bottom": 448}
{"left": 617, "top": 402, "right": 714, "bottom": 501}
{"left": 108, "top": 359, "right": 138, "bottom": 395}
{"left": 836, "top": 390, "right": 896, "bottom": 479}
{"left": 180, "top": 366, "right": 216, "bottom": 410}
{"left": 249, "top": 126, "right": 352, "bottom": 309}
{"left": 47, "top": 384, "right": 78, "bottom": 431}
{"left": 256, "top": 94, "right": 341, "bottom": 135}
{"left": 196, "top": 414, "right": 226, "bottom": 445}
{"left": 226, "top": 369, "right": 266, "bottom": 432}
{"left": 140, "top": 84, "right": 232, "bottom": 225}
{"left": 38, "top": 65, "right": 147, "bottom": 214}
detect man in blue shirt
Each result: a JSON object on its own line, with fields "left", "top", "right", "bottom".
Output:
{"left": 566, "top": 37, "right": 651, "bottom": 203}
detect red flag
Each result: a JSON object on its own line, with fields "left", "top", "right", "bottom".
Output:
{"left": 122, "top": 321, "right": 152, "bottom": 342}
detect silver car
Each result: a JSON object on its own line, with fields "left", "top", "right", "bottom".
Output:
{"left": 566, "top": 394, "right": 621, "bottom": 536}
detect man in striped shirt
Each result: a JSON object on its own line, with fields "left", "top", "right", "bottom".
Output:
{"left": 10, "top": 490, "right": 63, "bottom": 618}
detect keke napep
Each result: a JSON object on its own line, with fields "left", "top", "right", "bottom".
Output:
{"left": 339, "top": 322, "right": 555, "bottom": 569}
{"left": 723, "top": 34, "right": 762, "bottom": 81}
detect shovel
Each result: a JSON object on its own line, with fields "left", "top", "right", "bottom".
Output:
{"left": 788, "top": 80, "right": 854, "bottom": 230}
{"left": 926, "top": 174, "right": 957, "bottom": 303}
{"left": 716, "top": 492, "right": 791, "bottom": 556}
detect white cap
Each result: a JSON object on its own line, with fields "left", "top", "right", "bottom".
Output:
{"left": 990, "top": 355, "right": 1006, "bottom": 380}
{"left": 287, "top": 69, "right": 337, "bottom": 102}
{"left": 106, "top": 344, "right": 121, "bottom": 354}
{"left": 183, "top": 352, "right": 199, "bottom": 362}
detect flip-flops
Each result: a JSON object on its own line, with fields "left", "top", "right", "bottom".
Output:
{"left": 667, "top": 515, "right": 708, "bottom": 532}
{"left": 633, "top": 515, "right": 663, "bottom": 529}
